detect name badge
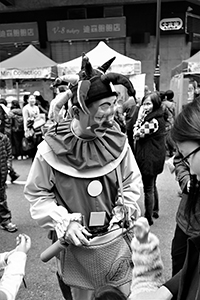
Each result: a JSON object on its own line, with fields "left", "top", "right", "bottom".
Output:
{"left": 89, "top": 211, "right": 106, "bottom": 227}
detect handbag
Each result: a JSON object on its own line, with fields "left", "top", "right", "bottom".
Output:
{"left": 22, "top": 136, "right": 36, "bottom": 152}
{"left": 61, "top": 165, "right": 134, "bottom": 290}
{"left": 33, "top": 114, "right": 46, "bottom": 137}
{"left": 33, "top": 114, "right": 46, "bottom": 130}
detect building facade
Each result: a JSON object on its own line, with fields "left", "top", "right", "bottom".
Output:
{"left": 0, "top": 0, "right": 200, "bottom": 93}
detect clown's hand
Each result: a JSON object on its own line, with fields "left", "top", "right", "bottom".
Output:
{"left": 133, "top": 217, "right": 150, "bottom": 244}
{"left": 63, "top": 221, "right": 92, "bottom": 246}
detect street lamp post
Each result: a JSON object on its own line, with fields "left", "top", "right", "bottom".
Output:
{"left": 154, "top": 0, "right": 161, "bottom": 91}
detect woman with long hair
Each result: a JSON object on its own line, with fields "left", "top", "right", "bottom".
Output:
{"left": 171, "top": 98, "right": 200, "bottom": 231}
{"left": 170, "top": 97, "right": 200, "bottom": 276}
{"left": 133, "top": 92, "right": 166, "bottom": 225}
{"left": 126, "top": 97, "right": 200, "bottom": 300}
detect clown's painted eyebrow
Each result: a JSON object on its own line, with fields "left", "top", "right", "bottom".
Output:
{"left": 99, "top": 99, "right": 117, "bottom": 107}
{"left": 99, "top": 102, "right": 111, "bottom": 106}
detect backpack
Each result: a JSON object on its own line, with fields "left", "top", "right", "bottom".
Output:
{"left": 13, "top": 114, "right": 24, "bottom": 132}
{"left": 162, "top": 102, "right": 175, "bottom": 131}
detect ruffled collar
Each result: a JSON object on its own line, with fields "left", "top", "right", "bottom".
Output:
{"left": 45, "top": 119, "right": 127, "bottom": 170}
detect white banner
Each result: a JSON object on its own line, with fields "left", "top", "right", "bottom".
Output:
{"left": 0, "top": 67, "right": 52, "bottom": 79}
{"left": 188, "top": 62, "right": 200, "bottom": 73}
{"left": 129, "top": 73, "right": 146, "bottom": 100}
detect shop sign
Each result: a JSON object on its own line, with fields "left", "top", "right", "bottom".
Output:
{"left": 160, "top": 18, "right": 183, "bottom": 31}
{"left": 0, "top": 67, "right": 52, "bottom": 79}
{"left": 47, "top": 17, "right": 126, "bottom": 41}
{"left": 0, "top": 22, "right": 38, "bottom": 43}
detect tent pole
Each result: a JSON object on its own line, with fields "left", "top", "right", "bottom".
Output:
{"left": 154, "top": 0, "right": 161, "bottom": 91}
{"left": 16, "top": 80, "right": 19, "bottom": 102}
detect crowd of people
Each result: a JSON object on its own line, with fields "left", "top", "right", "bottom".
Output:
{"left": 1, "top": 52, "right": 200, "bottom": 300}
{"left": 0, "top": 91, "right": 49, "bottom": 161}
{"left": 0, "top": 91, "right": 50, "bottom": 234}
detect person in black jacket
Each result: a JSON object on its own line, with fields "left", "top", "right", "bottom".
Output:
{"left": 0, "top": 99, "right": 20, "bottom": 182}
{"left": 10, "top": 100, "right": 25, "bottom": 160}
{"left": 0, "top": 132, "right": 18, "bottom": 232}
{"left": 123, "top": 96, "right": 140, "bottom": 153}
{"left": 129, "top": 98, "right": 200, "bottom": 300}
{"left": 171, "top": 150, "right": 196, "bottom": 276}
{"left": 133, "top": 92, "right": 166, "bottom": 225}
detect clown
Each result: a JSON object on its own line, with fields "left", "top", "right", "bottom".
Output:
{"left": 24, "top": 54, "right": 142, "bottom": 300}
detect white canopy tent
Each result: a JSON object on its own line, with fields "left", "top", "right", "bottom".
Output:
{"left": 58, "top": 41, "right": 141, "bottom": 76}
{"left": 58, "top": 41, "right": 145, "bottom": 100}
{"left": 0, "top": 44, "right": 57, "bottom": 79}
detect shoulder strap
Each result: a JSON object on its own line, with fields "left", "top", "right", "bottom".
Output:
{"left": 116, "top": 164, "right": 125, "bottom": 207}
{"left": 0, "top": 104, "right": 9, "bottom": 115}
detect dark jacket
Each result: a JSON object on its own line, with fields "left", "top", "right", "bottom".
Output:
{"left": 10, "top": 108, "right": 24, "bottom": 132}
{"left": 164, "top": 235, "right": 200, "bottom": 300}
{"left": 123, "top": 98, "right": 139, "bottom": 131}
{"left": 134, "top": 107, "right": 166, "bottom": 176}
{"left": 0, "top": 133, "right": 12, "bottom": 187}
{"left": 173, "top": 151, "right": 200, "bottom": 236}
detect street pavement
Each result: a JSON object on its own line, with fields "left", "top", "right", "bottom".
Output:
{"left": 0, "top": 157, "right": 180, "bottom": 300}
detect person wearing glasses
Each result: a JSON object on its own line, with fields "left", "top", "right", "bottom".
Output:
{"left": 130, "top": 97, "right": 200, "bottom": 300}
{"left": 171, "top": 149, "right": 199, "bottom": 276}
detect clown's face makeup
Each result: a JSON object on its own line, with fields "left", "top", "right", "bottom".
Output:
{"left": 72, "top": 96, "right": 118, "bottom": 139}
{"left": 88, "top": 96, "right": 117, "bottom": 132}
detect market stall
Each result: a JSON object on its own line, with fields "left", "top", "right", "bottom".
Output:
{"left": 0, "top": 44, "right": 57, "bottom": 105}
{"left": 170, "top": 51, "right": 200, "bottom": 114}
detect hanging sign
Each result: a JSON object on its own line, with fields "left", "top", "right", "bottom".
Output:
{"left": 160, "top": 18, "right": 183, "bottom": 31}
{"left": 0, "top": 67, "right": 53, "bottom": 79}
{"left": 47, "top": 17, "right": 126, "bottom": 41}
{"left": 0, "top": 22, "right": 38, "bottom": 43}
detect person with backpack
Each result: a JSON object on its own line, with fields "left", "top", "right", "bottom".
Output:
{"left": 161, "top": 90, "right": 176, "bottom": 157}
{"left": 10, "top": 100, "right": 26, "bottom": 160}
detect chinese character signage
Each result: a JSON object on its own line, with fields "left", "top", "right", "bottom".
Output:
{"left": 47, "top": 17, "right": 126, "bottom": 41}
{"left": 0, "top": 22, "right": 38, "bottom": 43}
{"left": 160, "top": 18, "right": 183, "bottom": 31}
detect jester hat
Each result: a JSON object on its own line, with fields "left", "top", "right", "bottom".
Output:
{"left": 52, "top": 53, "right": 136, "bottom": 121}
